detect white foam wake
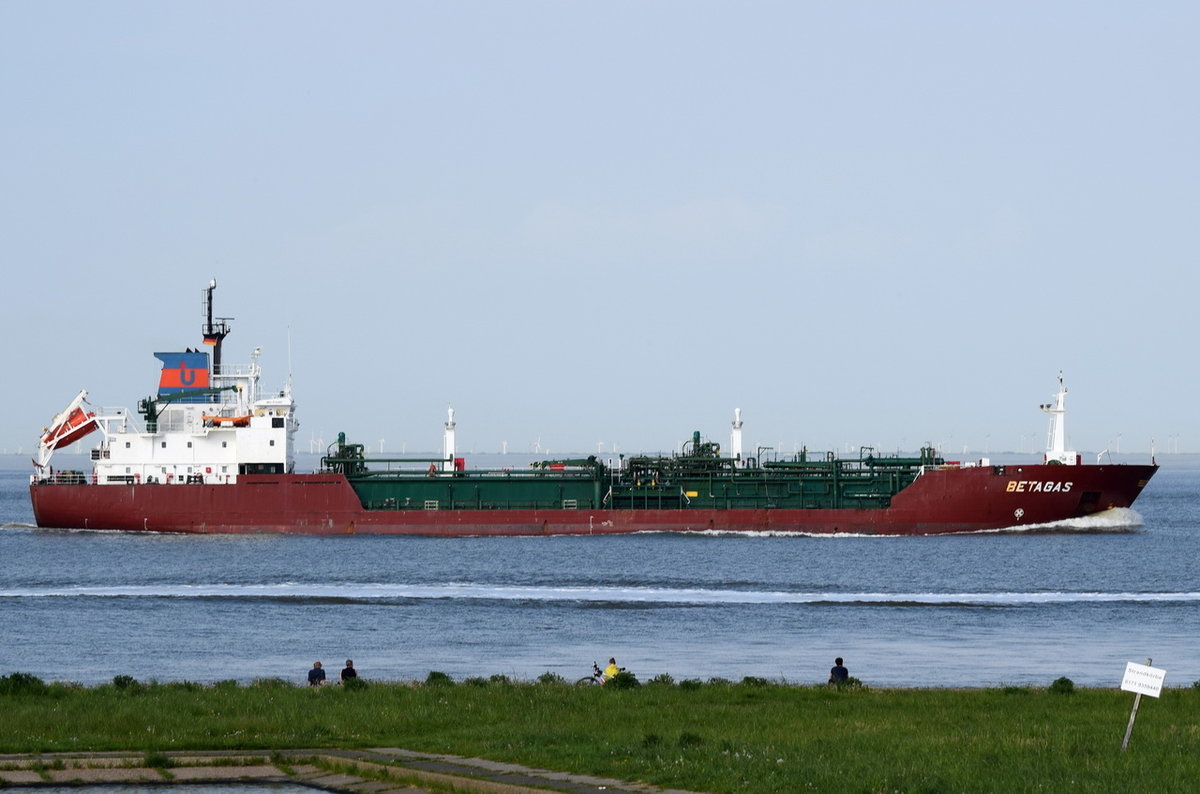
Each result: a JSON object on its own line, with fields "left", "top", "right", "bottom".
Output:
{"left": 1, "top": 581, "right": 1195, "bottom": 606}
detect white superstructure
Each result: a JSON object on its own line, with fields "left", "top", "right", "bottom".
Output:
{"left": 33, "top": 281, "right": 298, "bottom": 486}
{"left": 1040, "top": 372, "right": 1078, "bottom": 465}
{"left": 91, "top": 356, "right": 296, "bottom": 485}
{"left": 35, "top": 351, "right": 298, "bottom": 486}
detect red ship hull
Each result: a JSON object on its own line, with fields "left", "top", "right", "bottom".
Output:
{"left": 29, "top": 463, "right": 1157, "bottom": 536}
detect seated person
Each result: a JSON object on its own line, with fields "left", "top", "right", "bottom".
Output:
{"left": 828, "top": 657, "right": 849, "bottom": 684}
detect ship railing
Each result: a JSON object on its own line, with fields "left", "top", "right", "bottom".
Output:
{"left": 368, "top": 497, "right": 605, "bottom": 511}
{"left": 353, "top": 467, "right": 600, "bottom": 480}
{"left": 89, "top": 407, "right": 134, "bottom": 434}
{"left": 914, "top": 463, "right": 963, "bottom": 476}
{"left": 211, "top": 364, "right": 264, "bottom": 383}
{"left": 211, "top": 365, "right": 268, "bottom": 404}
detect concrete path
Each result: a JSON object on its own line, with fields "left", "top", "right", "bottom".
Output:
{"left": 0, "top": 747, "right": 709, "bottom": 794}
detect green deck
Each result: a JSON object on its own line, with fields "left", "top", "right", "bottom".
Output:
{"left": 322, "top": 432, "right": 943, "bottom": 513}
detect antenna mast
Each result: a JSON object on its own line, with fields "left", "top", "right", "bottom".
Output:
{"left": 202, "top": 279, "right": 232, "bottom": 375}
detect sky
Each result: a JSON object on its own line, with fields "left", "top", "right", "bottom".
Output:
{"left": 1, "top": 1, "right": 1196, "bottom": 460}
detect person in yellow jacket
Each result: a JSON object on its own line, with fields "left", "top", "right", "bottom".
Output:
{"left": 603, "top": 657, "right": 621, "bottom": 681}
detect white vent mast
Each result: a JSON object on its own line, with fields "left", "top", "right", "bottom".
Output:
{"left": 1040, "top": 372, "right": 1077, "bottom": 465}
{"left": 442, "top": 407, "right": 456, "bottom": 472}
{"left": 730, "top": 408, "right": 744, "bottom": 467}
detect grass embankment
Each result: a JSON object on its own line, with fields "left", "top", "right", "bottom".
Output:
{"left": 2, "top": 672, "right": 1198, "bottom": 793}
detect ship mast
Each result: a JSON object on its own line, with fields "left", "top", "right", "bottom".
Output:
{"left": 730, "top": 408, "right": 744, "bottom": 468}
{"left": 202, "top": 279, "right": 232, "bottom": 375}
{"left": 443, "top": 407, "right": 456, "bottom": 472}
{"left": 1040, "top": 372, "right": 1077, "bottom": 465}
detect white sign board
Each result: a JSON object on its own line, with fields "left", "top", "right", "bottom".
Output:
{"left": 1120, "top": 662, "right": 1166, "bottom": 698}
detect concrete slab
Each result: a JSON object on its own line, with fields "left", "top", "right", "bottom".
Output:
{"left": 304, "top": 771, "right": 371, "bottom": 788}
{"left": 0, "top": 770, "right": 45, "bottom": 784}
{"left": 0, "top": 748, "right": 710, "bottom": 794}
{"left": 46, "top": 765, "right": 163, "bottom": 783}
{"left": 358, "top": 747, "right": 710, "bottom": 793}
{"left": 169, "top": 764, "right": 283, "bottom": 781}
{"left": 171, "top": 754, "right": 271, "bottom": 765}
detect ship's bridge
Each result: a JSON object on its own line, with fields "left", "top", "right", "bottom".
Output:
{"left": 86, "top": 352, "right": 297, "bottom": 485}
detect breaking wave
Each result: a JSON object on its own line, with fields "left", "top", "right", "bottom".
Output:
{"left": 974, "top": 507, "right": 1145, "bottom": 534}
{"left": 1, "top": 581, "right": 1196, "bottom": 607}
{"left": 653, "top": 507, "right": 1146, "bottom": 538}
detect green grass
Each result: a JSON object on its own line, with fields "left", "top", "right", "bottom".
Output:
{"left": 2, "top": 673, "right": 1198, "bottom": 793}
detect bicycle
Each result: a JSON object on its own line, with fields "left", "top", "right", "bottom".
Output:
{"left": 575, "top": 662, "right": 606, "bottom": 685}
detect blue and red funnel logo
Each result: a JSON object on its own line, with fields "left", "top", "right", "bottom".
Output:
{"left": 154, "top": 352, "right": 211, "bottom": 398}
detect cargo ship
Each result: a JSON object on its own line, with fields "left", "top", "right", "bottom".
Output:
{"left": 29, "top": 282, "right": 1157, "bottom": 536}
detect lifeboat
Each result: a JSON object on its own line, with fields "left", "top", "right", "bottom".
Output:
{"left": 40, "top": 405, "right": 99, "bottom": 450}
{"left": 203, "top": 415, "right": 252, "bottom": 427}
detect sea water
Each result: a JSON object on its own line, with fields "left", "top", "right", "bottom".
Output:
{"left": 1, "top": 455, "right": 1197, "bottom": 689}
